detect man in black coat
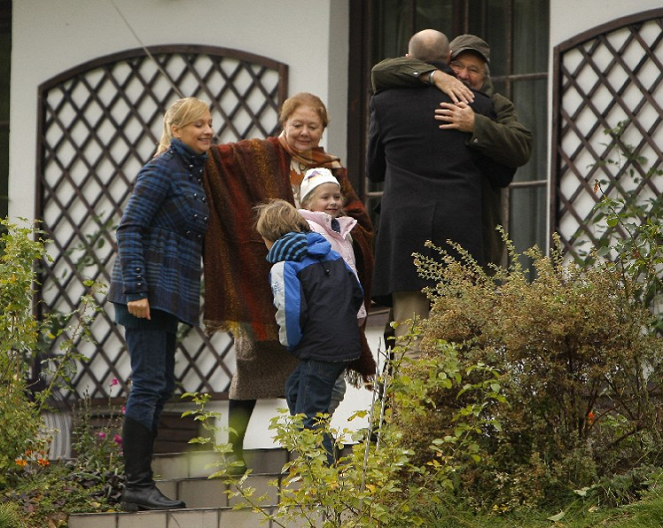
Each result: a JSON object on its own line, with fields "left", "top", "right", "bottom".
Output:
{"left": 366, "top": 29, "right": 514, "bottom": 358}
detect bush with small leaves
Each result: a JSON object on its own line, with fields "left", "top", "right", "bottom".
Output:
{"left": 411, "top": 233, "right": 663, "bottom": 511}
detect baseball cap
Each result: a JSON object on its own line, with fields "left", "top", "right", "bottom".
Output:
{"left": 450, "top": 34, "right": 490, "bottom": 63}
{"left": 300, "top": 168, "right": 340, "bottom": 202}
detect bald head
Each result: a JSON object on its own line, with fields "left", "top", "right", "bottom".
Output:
{"left": 407, "top": 29, "right": 450, "bottom": 63}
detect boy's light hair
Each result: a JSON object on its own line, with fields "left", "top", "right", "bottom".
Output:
{"left": 255, "top": 199, "right": 310, "bottom": 242}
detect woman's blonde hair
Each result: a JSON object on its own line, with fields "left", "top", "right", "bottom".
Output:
{"left": 255, "top": 199, "right": 310, "bottom": 242}
{"left": 279, "top": 92, "right": 329, "bottom": 129}
{"left": 156, "top": 97, "right": 211, "bottom": 154}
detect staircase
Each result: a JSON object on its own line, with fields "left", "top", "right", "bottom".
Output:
{"left": 68, "top": 314, "right": 388, "bottom": 527}
{"left": 68, "top": 448, "right": 299, "bottom": 528}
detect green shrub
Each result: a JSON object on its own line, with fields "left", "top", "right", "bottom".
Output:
{"left": 410, "top": 234, "right": 663, "bottom": 512}
{"left": 0, "top": 219, "right": 49, "bottom": 487}
{"left": 0, "top": 218, "right": 116, "bottom": 526}
{"left": 217, "top": 334, "right": 504, "bottom": 527}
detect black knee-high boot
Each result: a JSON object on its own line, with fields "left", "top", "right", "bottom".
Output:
{"left": 227, "top": 399, "right": 256, "bottom": 473}
{"left": 121, "top": 417, "right": 186, "bottom": 511}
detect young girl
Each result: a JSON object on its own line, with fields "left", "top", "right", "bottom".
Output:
{"left": 298, "top": 168, "right": 367, "bottom": 415}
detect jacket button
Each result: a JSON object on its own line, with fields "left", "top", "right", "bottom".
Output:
{"left": 202, "top": 196, "right": 206, "bottom": 202}
{"left": 137, "top": 282, "right": 142, "bottom": 288}
{"left": 194, "top": 214, "right": 198, "bottom": 219}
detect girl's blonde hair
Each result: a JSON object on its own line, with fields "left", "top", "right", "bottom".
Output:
{"left": 255, "top": 199, "right": 310, "bottom": 242}
{"left": 156, "top": 97, "right": 211, "bottom": 155}
{"left": 279, "top": 92, "right": 329, "bottom": 129}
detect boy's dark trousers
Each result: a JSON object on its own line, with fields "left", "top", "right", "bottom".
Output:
{"left": 286, "top": 358, "right": 351, "bottom": 465}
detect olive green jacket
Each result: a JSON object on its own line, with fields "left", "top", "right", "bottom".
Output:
{"left": 370, "top": 57, "right": 534, "bottom": 266}
{"left": 371, "top": 57, "right": 533, "bottom": 168}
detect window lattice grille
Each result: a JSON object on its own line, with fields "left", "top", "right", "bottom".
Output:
{"left": 552, "top": 11, "right": 663, "bottom": 258}
{"left": 36, "top": 45, "right": 288, "bottom": 402}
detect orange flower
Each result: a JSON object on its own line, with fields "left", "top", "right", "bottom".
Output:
{"left": 37, "top": 458, "right": 50, "bottom": 467}
{"left": 15, "top": 458, "right": 27, "bottom": 467}
{"left": 587, "top": 411, "right": 595, "bottom": 425}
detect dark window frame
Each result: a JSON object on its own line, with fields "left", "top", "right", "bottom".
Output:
{"left": 0, "top": 0, "right": 11, "bottom": 218}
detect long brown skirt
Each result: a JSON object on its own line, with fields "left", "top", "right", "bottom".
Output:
{"left": 229, "top": 333, "right": 299, "bottom": 400}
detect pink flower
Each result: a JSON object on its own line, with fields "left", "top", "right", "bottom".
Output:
{"left": 98, "top": 432, "right": 107, "bottom": 440}
{"left": 114, "top": 434, "right": 123, "bottom": 445}
{"left": 121, "top": 405, "right": 126, "bottom": 415}
{"left": 110, "top": 378, "right": 119, "bottom": 387}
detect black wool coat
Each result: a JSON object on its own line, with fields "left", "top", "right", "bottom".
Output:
{"left": 366, "top": 67, "right": 514, "bottom": 305}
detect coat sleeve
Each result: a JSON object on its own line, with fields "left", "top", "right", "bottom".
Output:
{"left": 269, "top": 261, "right": 305, "bottom": 349}
{"left": 365, "top": 98, "right": 386, "bottom": 184}
{"left": 371, "top": 57, "right": 434, "bottom": 93}
{"left": 469, "top": 93, "right": 533, "bottom": 168}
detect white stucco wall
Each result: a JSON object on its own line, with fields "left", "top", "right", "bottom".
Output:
{"left": 550, "top": 1, "right": 662, "bottom": 46}
{"left": 9, "top": 0, "right": 349, "bottom": 219}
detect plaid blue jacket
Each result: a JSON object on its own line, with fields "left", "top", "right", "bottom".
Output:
{"left": 108, "top": 139, "right": 209, "bottom": 326}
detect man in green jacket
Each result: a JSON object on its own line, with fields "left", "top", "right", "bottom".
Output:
{"left": 371, "top": 34, "right": 533, "bottom": 267}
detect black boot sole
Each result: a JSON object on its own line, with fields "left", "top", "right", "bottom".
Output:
{"left": 121, "top": 501, "right": 186, "bottom": 512}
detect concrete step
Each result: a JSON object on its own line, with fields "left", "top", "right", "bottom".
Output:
{"left": 68, "top": 506, "right": 294, "bottom": 528}
{"left": 67, "top": 449, "right": 298, "bottom": 528}
{"left": 151, "top": 447, "right": 289, "bottom": 480}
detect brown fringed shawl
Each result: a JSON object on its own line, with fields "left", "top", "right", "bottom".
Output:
{"left": 203, "top": 137, "right": 375, "bottom": 354}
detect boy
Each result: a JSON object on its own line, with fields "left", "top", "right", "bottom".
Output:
{"left": 255, "top": 199, "right": 363, "bottom": 464}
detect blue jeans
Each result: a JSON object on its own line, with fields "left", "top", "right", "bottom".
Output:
{"left": 286, "top": 359, "right": 350, "bottom": 464}
{"left": 124, "top": 328, "right": 177, "bottom": 432}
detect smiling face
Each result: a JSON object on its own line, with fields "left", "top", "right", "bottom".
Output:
{"left": 172, "top": 109, "right": 213, "bottom": 154}
{"left": 450, "top": 51, "right": 487, "bottom": 90}
{"left": 306, "top": 182, "right": 343, "bottom": 218}
{"left": 282, "top": 105, "right": 324, "bottom": 151}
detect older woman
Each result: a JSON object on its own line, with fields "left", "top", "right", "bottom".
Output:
{"left": 203, "top": 92, "right": 374, "bottom": 473}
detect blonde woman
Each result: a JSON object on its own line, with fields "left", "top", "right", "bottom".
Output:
{"left": 108, "top": 97, "right": 213, "bottom": 511}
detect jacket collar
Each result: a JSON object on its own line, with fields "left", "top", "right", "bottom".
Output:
{"left": 169, "top": 138, "right": 209, "bottom": 166}
{"left": 298, "top": 209, "right": 357, "bottom": 238}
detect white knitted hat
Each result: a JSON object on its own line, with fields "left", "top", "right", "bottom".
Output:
{"left": 300, "top": 168, "right": 339, "bottom": 202}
